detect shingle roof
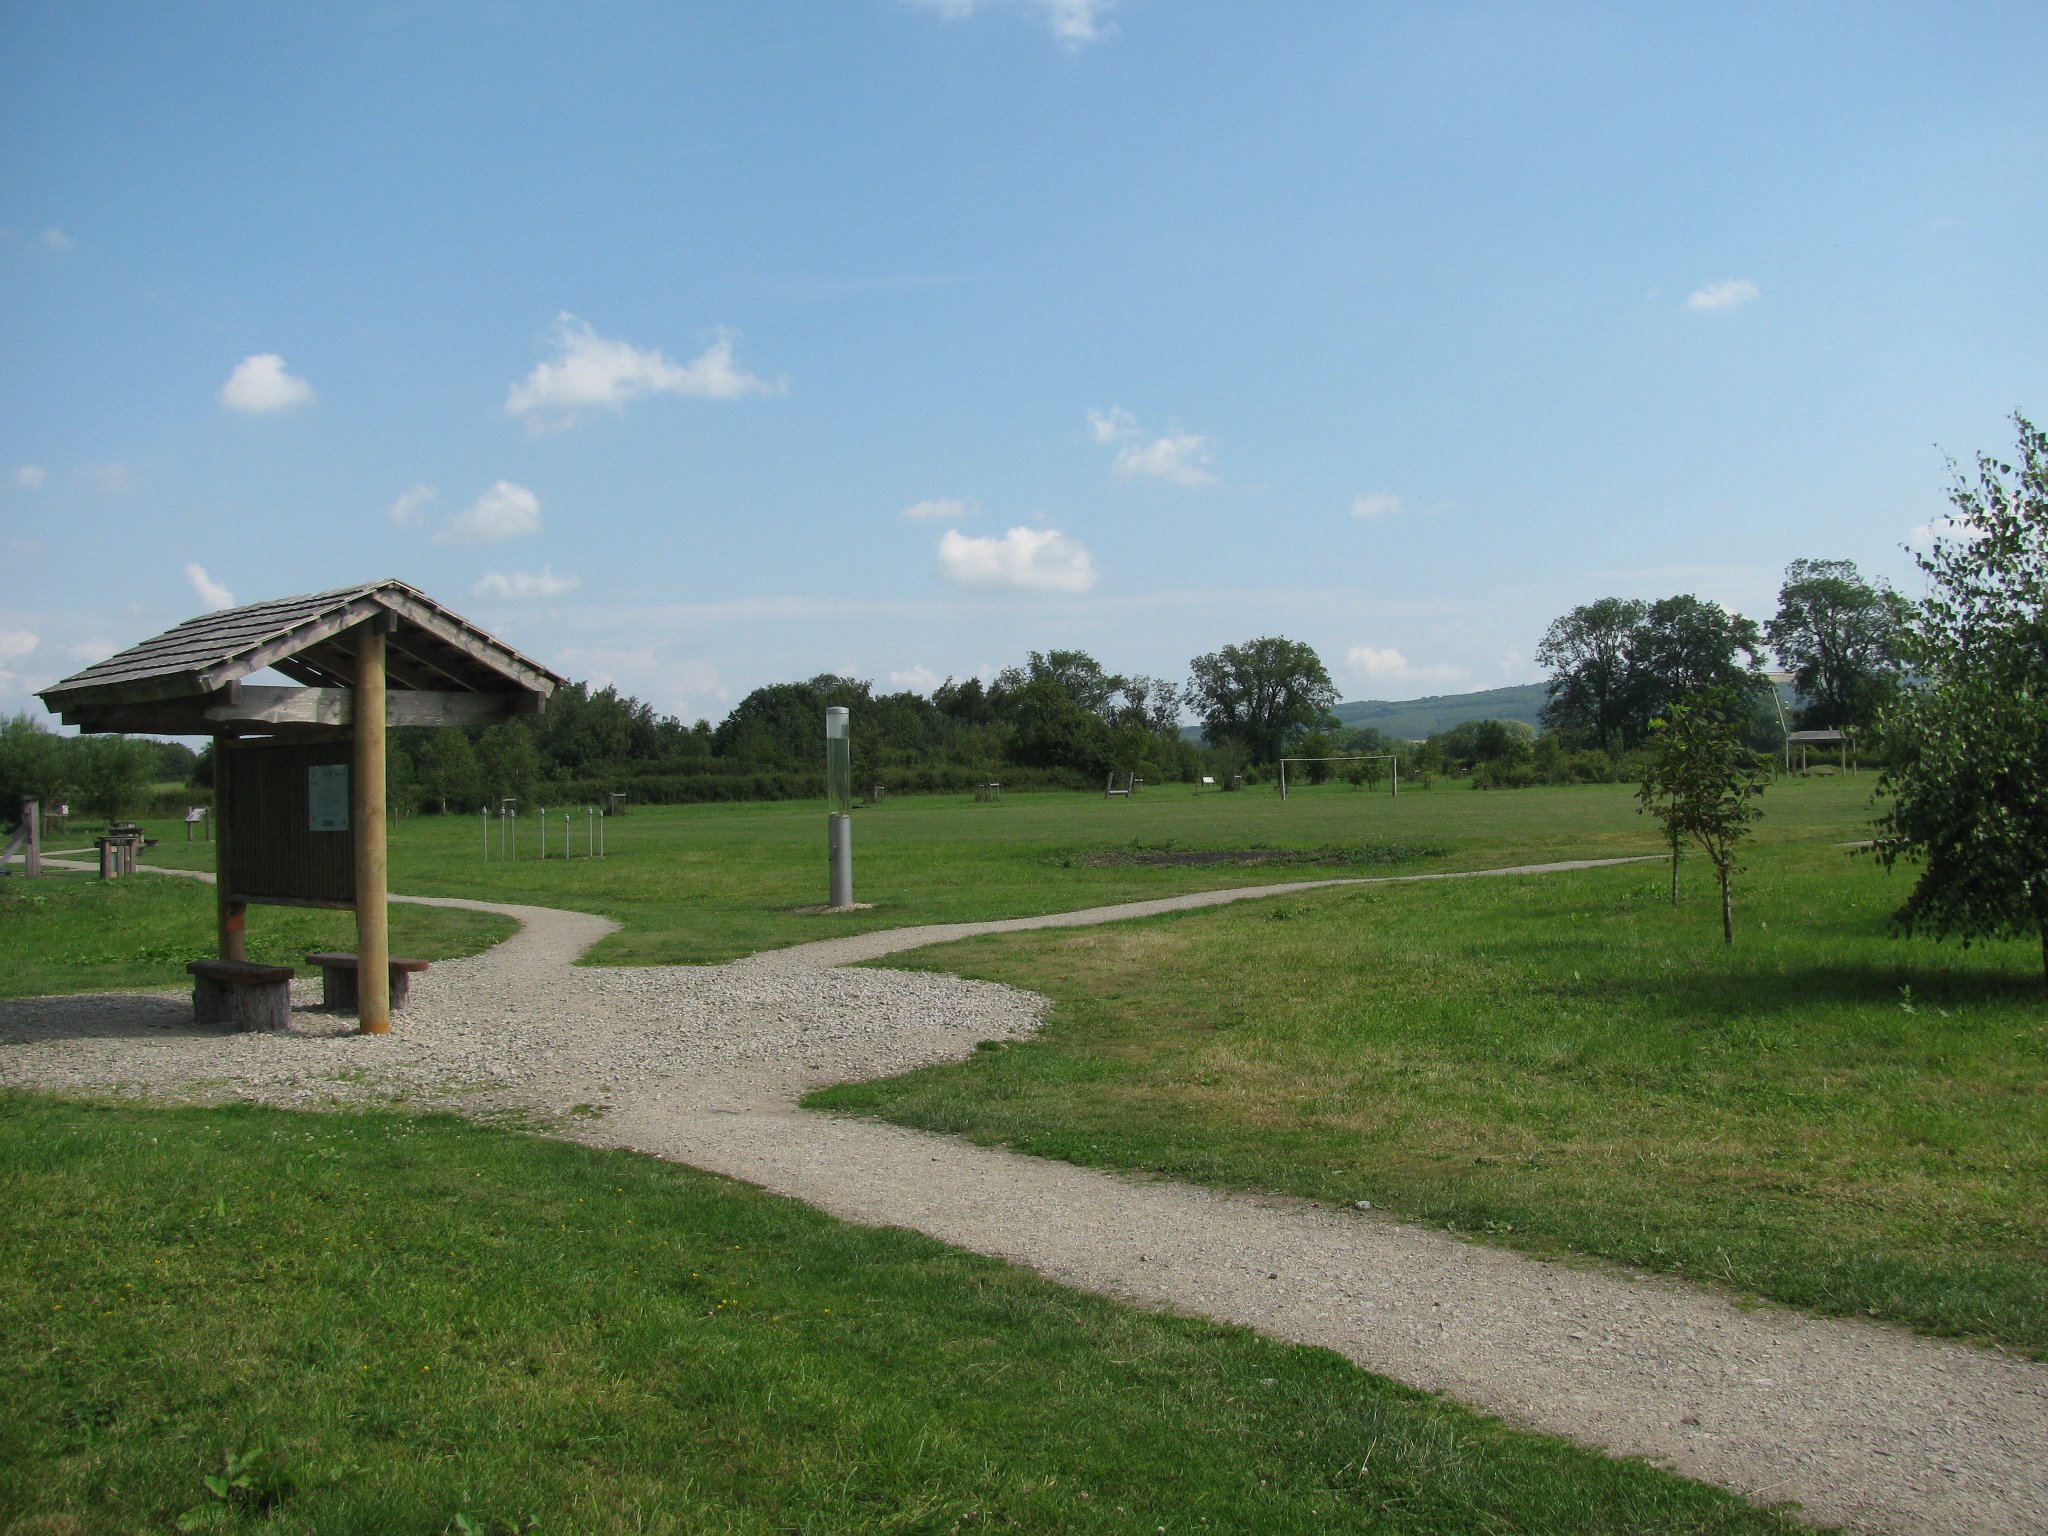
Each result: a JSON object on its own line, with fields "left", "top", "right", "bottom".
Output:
{"left": 39, "top": 579, "right": 564, "bottom": 713}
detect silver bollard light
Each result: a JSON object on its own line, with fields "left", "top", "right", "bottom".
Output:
{"left": 826, "top": 706, "right": 853, "bottom": 907}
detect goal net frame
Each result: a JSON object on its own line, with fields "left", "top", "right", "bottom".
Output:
{"left": 1278, "top": 754, "right": 1400, "bottom": 801}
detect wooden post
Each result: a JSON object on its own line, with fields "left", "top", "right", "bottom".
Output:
{"left": 354, "top": 622, "right": 391, "bottom": 1035}
{"left": 22, "top": 797, "right": 38, "bottom": 877}
{"left": 213, "top": 736, "right": 246, "bottom": 962}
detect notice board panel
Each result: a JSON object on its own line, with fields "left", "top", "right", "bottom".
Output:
{"left": 221, "top": 740, "right": 355, "bottom": 907}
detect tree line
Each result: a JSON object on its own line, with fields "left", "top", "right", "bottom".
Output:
{"left": 45, "top": 637, "right": 1340, "bottom": 817}
{"left": 1536, "top": 560, "right": 1913, "bottom": 754}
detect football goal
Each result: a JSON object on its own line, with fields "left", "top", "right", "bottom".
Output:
{"left": 1277, "top": 754, "right": 1400, "bottom": 801}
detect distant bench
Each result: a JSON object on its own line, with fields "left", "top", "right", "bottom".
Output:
{"left": 187, "top": 959, "right": 295, "bottom": 1031}
{"left": 305, "top": 952, "right": 430, "bottom": 1013}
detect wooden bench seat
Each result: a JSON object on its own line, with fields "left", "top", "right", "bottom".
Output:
{"left": 305, "top": 951, "right": 430, "bottom": 1013}
{"left": 187, "top": 959, "right": 296, "bottom": 1031}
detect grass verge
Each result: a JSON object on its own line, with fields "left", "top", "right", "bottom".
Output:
{"left": 0, "top": 1095, "right": 1811, "bottom": 1535}
{"left": 813, "top": 842, "right": 2048, "bottom": 1355}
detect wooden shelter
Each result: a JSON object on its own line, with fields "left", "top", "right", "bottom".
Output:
{"left": 1785, "top": 728, "right": 1856, "bottom": 775}
{"left": 39, "top": 580, "right": 563, "bottom": 1033}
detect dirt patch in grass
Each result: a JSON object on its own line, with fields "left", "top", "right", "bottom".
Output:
{"left": 1063, "top": 840, "right": 1448, "bottom": 870}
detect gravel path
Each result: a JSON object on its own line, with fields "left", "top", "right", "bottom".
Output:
{"left": 5, "top": 858, "right": 2045, "bottom": 1536}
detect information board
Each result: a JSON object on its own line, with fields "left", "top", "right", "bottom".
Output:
{"left": 307, "top": 764, "right": 349, "bottom": 831}
{"left": 220, "top": 741, "right": 355, "bottom": 908}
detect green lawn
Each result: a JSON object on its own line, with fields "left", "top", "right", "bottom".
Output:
{"left": 42, "top": 778, "right": 1883, "bottom": 969}
{"left": 64, "top": 775, "right": 1868, "bottom": 967}
{"left": 813, "top": 820, "right": 2048, "bottom": 1355}
{"left": 0, "top": 1095, "right": 1814, "bottom": 1535}
{"left": 0, "top": 870, "right": 515, "bottom": 1000}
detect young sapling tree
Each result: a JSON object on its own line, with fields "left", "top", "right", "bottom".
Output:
{"left": 1636, "top": 689, "right": 1769, "bottom": 942}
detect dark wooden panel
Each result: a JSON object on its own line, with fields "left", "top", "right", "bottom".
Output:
{"left": 221, "top": 740, "right": 356, "bottom": 906}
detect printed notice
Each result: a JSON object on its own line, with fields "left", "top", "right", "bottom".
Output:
{"left": 308, "top": 764, "right": 349, "bottom": 832}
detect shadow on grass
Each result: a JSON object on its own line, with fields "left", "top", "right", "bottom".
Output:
{"left": 1553, "top": 958, "right": 2048, "bottom": 1020}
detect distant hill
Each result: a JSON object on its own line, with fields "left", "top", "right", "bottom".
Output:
{"left": 1331, "top": 684, "right": 1548, "bottom": 740}
{"left": 1178, "top": 682, "right": 1551, "bottom": 745}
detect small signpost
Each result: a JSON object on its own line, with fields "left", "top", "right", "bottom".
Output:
{"left": 826, "top": 706, "right": 853, "bottom": 908}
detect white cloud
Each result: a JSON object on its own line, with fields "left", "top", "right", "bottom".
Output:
{"left": 1088, "top": 406, "right": 1217, "bottom": 487}
{"left": 888, "top": 665, "right": 942, "bottom": 694}
{"left": 219, "top": 353, "right": 316, "bottom": 413}
{"left": 1351, "top": 491, "right": 1402, "bottom": 519}
{"left": 1908, "top": 514, "right": 1984, "bottom": 550}
{"left": 505, "top": 313, "right": 779, "bottom": 430}
{"left": 473, "top": 567, "right": 579, "bottom": 600}
{"left": 554, "top": 645, "right": 727, "bottom": 718}
{"left": 1684, "top": 278, "right": 1760, "bottom": 312}
{"left": 905, "top": 0, "right": 1112, "bottom": 45}
{"left": 14, "top": 465, "right": 47, "bottom": 490}
{"left": 1088, "top": 406, "right": 1136, "bottom": 445}
{"left": 901, "top": 496, "right": 975, "bottom": 521}
{"left": 434, "top": 481, "right": 541, "bottom": 546}
{"left": 1116, "top": 430, "right": 1216, "bottom": 486}
{"left": 183, "top": 563, "right": 234, "bottom": 610}
{"left": 1345, "top": 645, "right": 1467, "bottom": 689}
{"left": 0, "top": 629, "right": 38, "bottom": 691}
{"left": 39, "top": 226, "right": 72, "bottom": 253}
{"left": 938, "top": 526, "right": 1098, "bottom": 593}
{"left": 1042, "top": 0, "right": 1111, "bottom": 42}
{"left": 387, "top": 483, "right": 439, "bottom": 529}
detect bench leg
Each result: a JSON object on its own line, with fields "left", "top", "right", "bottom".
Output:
{"left": 192, "top": 977, "right": 291, "bottom": 1032}
{"left": 389, "top": 968, "right": 411, "bottom": 1011}
{"left": 321, "top": 966, "right": 359, "bottom": 1013}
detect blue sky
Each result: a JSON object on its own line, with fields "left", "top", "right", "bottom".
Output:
{"left": 4, "top": 1, "right": 2044, "bottom": 726}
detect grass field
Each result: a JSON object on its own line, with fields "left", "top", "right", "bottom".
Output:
{"left": 813, "top": 808, "right": 2048, "bottom": 1355}
{"left": 0, "top": 1094, "right": 1812, "bottom": 1535}
{"left": 0, "top": 870, "right": 516, "bottom": 1001}
{"left": 24, "top": 772, "right": 1875, "bottom": 969}
{"left": 17, "top": 780, "right": 2046, "bottom": 1354}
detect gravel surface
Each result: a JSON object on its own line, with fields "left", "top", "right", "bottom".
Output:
{"left": 5, "top": 858, "right": 2045, "bottom": 1536}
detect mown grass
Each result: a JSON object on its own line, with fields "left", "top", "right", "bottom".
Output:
{"left": 813, "top": 834, "right": 2048, "bottom": 1355}
{"left": 0, "top": 871, "right": 514, "bottom": 1000}
{"left": 40, "top": 779, "right": 1877, "bottom": 969}
{"left": 367, "top": 775, "right": 1870, "bottom": 964}
{"left": 0, "top": 1095, "right": 1813, "bottom": 1535}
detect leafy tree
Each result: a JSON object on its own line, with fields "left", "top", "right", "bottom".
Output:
{"left": 933, "top": 675, "right": 997, "bottom": 727}
{"left": 1540, "top": 595, "right": 1765, "bottom": 749}
{"left": 477, "top": 722, "right": 542, "bottom": 807}
{"left": 1766, "top": 558, "right": 1912, "bottom": 731}
{"left": 1636, "top": 689, "right": 1768, "bottom": 943}
{"left": 1007, "top": 680, "right": 1110, "bottom": 774}
{"left": 0, "top": 712, "right": 65, "bottom": 818}
{"left": 1185, "top": 636, "right": 1337, "bottom": 765}
{"left": 1429, "top": 718, "right": 1533, "bottom": 771}
{"left": 1870, "top": 413, "right": 2048, "bottom": 985}
{"left": 1294, "top": 727, "right": 1337, "bottom": 784}
{"left": 416, "top": 729, "right": 482, "bottom": 813}
{"left": 996, "top": 650, "right": 1124, "bottom": 720}
{"left": 70, "top": 734, "right": 158, "bottom": 823}
{"left": 1537, "top": 598, "right": 1647, "bottom": 747}
{"left": 1633, "top": 595, "right": 1766, "bottom": 729}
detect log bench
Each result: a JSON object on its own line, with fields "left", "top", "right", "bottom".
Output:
{"left": 187, "top": 959, "right": 296, "bottom": 1031}
{"left": 305, "top": 952, "right": 430, "bottom": 1013}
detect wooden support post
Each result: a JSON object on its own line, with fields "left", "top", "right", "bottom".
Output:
{"left": 354, "top": 622, "right": 391, "bottom": 1034}
{"left": 213, "top": 735, "right": 246, "bottom": 962}
{"left": 22, "top": 797, "right": 38, "bottom": 877}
